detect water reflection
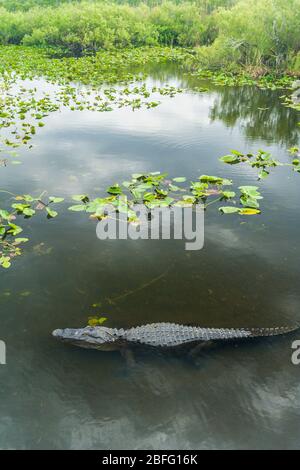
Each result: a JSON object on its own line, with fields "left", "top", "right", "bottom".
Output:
{"left": 145, "top": 65, "right": 299, "bottom": 146}
{"left": 209, "top": 86, "right": 299, "bottom": 146}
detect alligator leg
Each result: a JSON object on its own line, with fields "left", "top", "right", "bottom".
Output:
{"left": 188, "top": 341, "right": 215, "bottom": 359}
{"left": 120, "top": 346, "right": 136, "bottom": 367}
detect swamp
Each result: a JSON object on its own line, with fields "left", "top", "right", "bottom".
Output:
{"left": 0, "top": 0, "right": 299, "bottom": 451}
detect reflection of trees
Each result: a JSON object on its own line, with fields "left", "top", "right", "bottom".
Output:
{"left": 209, "top": 86, "right": 299, "bottom": 146}
{"left": 144, "top": 63, "right": 299, "bottom": 146}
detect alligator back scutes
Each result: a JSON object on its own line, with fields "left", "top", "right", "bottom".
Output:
{"left": 120, "top": 323, "right": 251, "bottom": 347}
{"left": 118, "top": 322, "right": 299, "bottom": 348}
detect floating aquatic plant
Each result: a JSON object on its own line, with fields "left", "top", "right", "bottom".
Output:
{"left": 87, "top": 316, "right": 108, "bottom": 327}
{"left": 0, "top": 46, "right": 187, "bottom": 159}
{"left": 0, "top": 191, "right": 64, "bottom": 268}
{"left": 219, "top": 149, "right": 300, "bottom": 179}
{"left": 68, "top": 171, "right": 263, "bottom": 229}
{"left": 219, "top": 185, "right": 263, "bottom": 215}
{"left": 190, "top": 69, "right": 294, "bottom": 91}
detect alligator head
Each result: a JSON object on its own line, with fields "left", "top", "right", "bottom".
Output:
{"left": 52, "top": 326, "right": 120, "bottom": 350}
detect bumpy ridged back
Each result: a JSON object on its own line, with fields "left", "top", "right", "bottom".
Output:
{"left": 118, "top": 323, "right": 298, "bottom": 348}
{"left": 246, "top": 325, "right": 298, "bottom": 337}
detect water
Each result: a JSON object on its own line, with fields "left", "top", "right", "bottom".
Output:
{"left": 0, "top": 67, "right": 300, "bottom": 449}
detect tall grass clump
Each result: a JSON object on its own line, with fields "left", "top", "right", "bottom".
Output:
{"left": 194, "top": 0, "right": 300, "bottom": 73}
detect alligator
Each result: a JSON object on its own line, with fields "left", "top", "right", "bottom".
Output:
{"left": 52, "top": 322, "right": 299, "bottom": 358}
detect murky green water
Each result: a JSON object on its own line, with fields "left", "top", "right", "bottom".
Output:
{"left": 0, "top": 67, "right": 300, "bottom": 449}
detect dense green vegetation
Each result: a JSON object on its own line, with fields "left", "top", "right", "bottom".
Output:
{"left": 0, "top": 0, "right": 237, "bottom": 12}
{"left": 0, "top": 0, "right": 299, "bottom": 72}
{"left": 193, "top": 0, "right": 300, "bottom": 73}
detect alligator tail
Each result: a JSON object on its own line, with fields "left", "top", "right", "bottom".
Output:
{"left": 247, "top": 324, "right": 299, "bottom": 338}
{"left": 200, "top": 324, "right": 300, "bottom": 341}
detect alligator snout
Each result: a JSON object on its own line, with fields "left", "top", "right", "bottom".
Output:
{"left": 52, "top": 329, "right": 63, "bottom": 337}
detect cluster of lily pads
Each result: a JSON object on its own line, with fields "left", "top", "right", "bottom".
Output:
{"left": 0, "top": 78, "right": 183, "bottom": 162}
{"left": 189, "top": 69, "right": 295, "bottom": 91}
{"left": 0, "top": 46, "right": 190, "bottom": 86}
{"left": 0, "top": 169, "right": 262, "bottom": 269}
{"left": 1, "top": 45, "right": 298, "bottom": 162}
{"left": 0, "top": 192, "right": 63, "bottom": 268}
{"left": 68, "top": 171, "right": 264, "bottom": 222}
{"left": 0, "top": 46, "right": 187, "bottom": 161}
{"left": 0, "top": 83, "right": 58, "bottom": 159}
{"left": 280, "top": 93, "right": 300, "bottom": 112}
{"left": 2, "top": 143, "right": 300, "bottom": 269}
{"left": 189, "top": 69, "right": 300, "bottom": 123}
{"left": 220, "top": 148, "right": 300, "bottom": 178}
